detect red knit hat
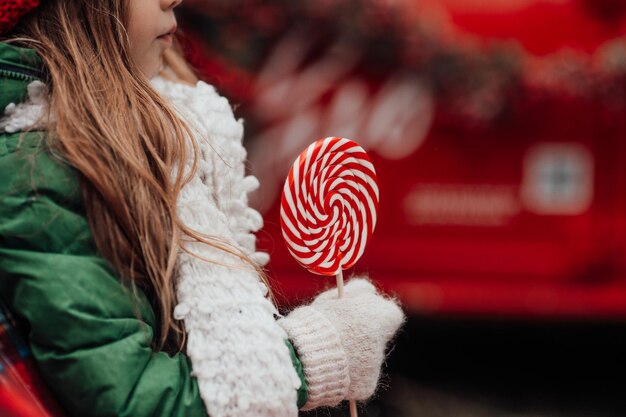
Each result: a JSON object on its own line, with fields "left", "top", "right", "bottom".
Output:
{"left": 0, "top": 0, "right": 41, "bottom": 35}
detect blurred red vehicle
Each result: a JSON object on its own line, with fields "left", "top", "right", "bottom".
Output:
{"left": 179, "top": 0, "right": 626, "bottom": 318}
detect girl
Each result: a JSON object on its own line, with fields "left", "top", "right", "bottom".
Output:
{"left": 0, "top": 1, "right": 404, "bottom": 416}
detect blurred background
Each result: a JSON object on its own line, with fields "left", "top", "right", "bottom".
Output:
{"left": 175, "top": 0, "right": 626, "bottom": 416}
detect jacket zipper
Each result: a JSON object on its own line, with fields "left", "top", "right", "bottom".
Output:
{"left": 0, "top": 62, "right": 42, "bottom": 81}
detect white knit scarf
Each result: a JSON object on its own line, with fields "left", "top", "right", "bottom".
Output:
{"left": 1, "top": 79, "right": 301, "bottom": 417}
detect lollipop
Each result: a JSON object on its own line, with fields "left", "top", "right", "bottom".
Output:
{"left": 280, "top": 137, "right": 379, "bottom": 417}
{"left": 281, "top": 137, "right": 379, "bottom": 284}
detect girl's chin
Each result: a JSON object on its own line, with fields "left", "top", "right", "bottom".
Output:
{"left": 142, "top": 53, "right": 164, "bottom": 79}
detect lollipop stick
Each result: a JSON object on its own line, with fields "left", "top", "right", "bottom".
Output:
{"left": 336, "top": 269, "right": 345, "bottom": 299}
{"left": 349, "top": 399, "right": 358, "bottom": 417}
{"left": 335, "top": 270, "right": 358, "bottom": 417}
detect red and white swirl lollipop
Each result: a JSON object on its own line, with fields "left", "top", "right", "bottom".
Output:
{"left": 280, "top": 137, "right": 379, "bottom": 293}
{"left": 281, "top": 137, "right": 379, "bottom": 417}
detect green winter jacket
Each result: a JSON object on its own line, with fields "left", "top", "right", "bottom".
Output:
{"left": 0, "top": 42, "right": 307, "bottom": 417}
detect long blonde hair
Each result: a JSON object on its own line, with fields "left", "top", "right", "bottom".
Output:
{"left": 9, "top": 0, "right": 263, "bottom": 353}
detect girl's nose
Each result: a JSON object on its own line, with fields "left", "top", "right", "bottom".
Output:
{"left": 162, "top": 0, "right": 183, "bottom": 10}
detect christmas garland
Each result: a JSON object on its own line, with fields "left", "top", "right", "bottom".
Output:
{"left": 179, "top": 0, "right": 626, "bottom": 125}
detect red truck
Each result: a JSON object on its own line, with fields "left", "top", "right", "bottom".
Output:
{"left": 180, "top": 0, "right": 626, "bottom": 318}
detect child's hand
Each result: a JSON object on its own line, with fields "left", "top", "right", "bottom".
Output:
{"left": 279, "top": 278, "right": 405, "bottom": 410}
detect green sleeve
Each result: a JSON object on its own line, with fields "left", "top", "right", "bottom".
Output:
{"left": 0, "top": 132, "right": 208, "bottom": 417}
{"left": 286, "top": 340, "right": 309, "bottom": 408}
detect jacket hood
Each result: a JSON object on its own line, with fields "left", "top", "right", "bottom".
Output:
{"left": 0, "top": 42, "right": 44, "bottom": 111}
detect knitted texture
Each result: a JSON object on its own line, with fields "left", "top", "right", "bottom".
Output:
{"left": 278, "top": 306, "right": 350, "bottom": 409}
{"left": 279, "top": 279, "right": 405, "bottom": 409}
{"left": 151, "top": 77, "right": 300, "bottom": 417}
{"left": 0, "top": 0, "right": 40, "bottom": 34}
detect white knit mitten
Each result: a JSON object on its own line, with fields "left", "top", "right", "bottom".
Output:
{"left": 278, "top": 278, "right": 405, "bottom": 410}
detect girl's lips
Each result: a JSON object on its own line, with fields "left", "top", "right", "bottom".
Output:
{"left": 158, "top": 34, "right": 174, "bottom": 46}
{"left": 157, "top": 24, "right": 177, "bottom": 45}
